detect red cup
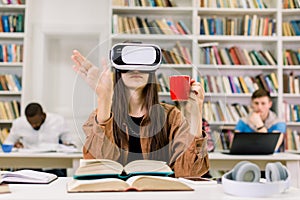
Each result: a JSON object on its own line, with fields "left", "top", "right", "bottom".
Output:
{"left": 169, "top": 75, "right": 191, "bottom": 101}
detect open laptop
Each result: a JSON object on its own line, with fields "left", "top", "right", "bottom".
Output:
{"left": 222, "top": 132, "right": 281, "bottom": 155}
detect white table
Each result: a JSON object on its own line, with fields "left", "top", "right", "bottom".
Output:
{"left": 209, "top": 152, "right": 300, "bottom": 188}
{"left": 0, "top": 152, "right": 83, "bottom": 175}
{"left": 0, "top": 177, "right": 300, "bottom": 200}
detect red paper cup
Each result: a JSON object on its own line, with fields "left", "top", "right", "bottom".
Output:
{"left": 169, "top": 75, "right": 190, "bottom": 101}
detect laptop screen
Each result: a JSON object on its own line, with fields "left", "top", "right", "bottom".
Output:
{"left": 228, "top": 132, "right": 281, "bottom": 155}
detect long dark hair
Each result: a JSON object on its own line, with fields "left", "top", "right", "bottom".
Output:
{"left": 111, "top": 70, "right": 169, "bottom": 161}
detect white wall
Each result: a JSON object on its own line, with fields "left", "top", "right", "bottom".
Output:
{"left": 23, "top": 0, "right": 110, "bottom": 147}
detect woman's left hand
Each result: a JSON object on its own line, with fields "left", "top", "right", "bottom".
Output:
{"left": 189, "top": 79, "right": 204, "bottom": 105}
{"left": 182, "top": 79, "right": 205, "bottom": 137}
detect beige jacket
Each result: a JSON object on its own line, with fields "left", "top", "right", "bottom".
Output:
{"left": 82, "top": 103, "right": 209, "bottom": 177}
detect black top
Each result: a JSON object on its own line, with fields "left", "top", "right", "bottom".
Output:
{"left": 127, "top": 115, "right": 143, "bottom": 163}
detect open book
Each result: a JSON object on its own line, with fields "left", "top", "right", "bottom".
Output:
{"left": 74, "top": 159, "right": 174, "bottom": 180}
{"left": 67, "top": 175, "right": 193, "bottom": 192}
{"left": 0, "top": 170, "right": 57, "bottom": 184}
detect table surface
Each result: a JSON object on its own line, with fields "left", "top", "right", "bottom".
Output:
{"left": 1, "top": 151, "right": 298, "bottom": 159}
{"left": 209, "top": 152, "right": 300, "bottom": 160}
{"left": 0, "top": 177, "right": 300, "bottom": 200}
{"left": 0, "top": 152, "right": 83, "bottom": 158}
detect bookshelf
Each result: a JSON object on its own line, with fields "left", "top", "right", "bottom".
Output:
{"left": 108, "top": 0, "right": 300, "bottom": 145}
{"left": 0, "top": 0, "right": 26, "bottom": 144}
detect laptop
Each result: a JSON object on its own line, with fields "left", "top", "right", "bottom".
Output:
{"left": 222, "top": 132, "right": 281, "bottom": 155}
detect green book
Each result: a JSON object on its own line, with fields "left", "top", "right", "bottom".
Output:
{"left": 251, "top": 50, "right": 267, "bottom": 65}
{"left": 73, "top": 159, "right": 174, "bottom": 180}
{"left": 16, "top": 14, "right": 24, "bottom": 32}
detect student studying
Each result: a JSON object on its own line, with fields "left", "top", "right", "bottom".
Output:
{"left": 3, "top": 102, "right": 77, "bottom": 176}
{"left": 235, "top": 89, "right": 286, "bottom": 152}
{"left": 70, "top": 42, "right": 209, "bottom": 177}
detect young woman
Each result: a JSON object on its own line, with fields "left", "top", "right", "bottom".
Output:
{"left": 71, "top": 49, "right": 209, "bottom": 177}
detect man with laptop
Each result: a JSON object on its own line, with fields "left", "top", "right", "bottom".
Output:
{"left": 235, "top": 88, "right": 286, "bottom": 153}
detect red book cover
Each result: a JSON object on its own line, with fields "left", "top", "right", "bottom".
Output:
{"left": 229, "top": 47, "right": 241, "bottom": 65}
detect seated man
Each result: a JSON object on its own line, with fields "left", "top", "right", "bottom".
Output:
{"left": 235, "top": 89, "right": 286, "bottom": 152}
{"left": 4, "top": 102, "right": 76, "bottom": 176}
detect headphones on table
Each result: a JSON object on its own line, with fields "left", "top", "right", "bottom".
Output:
{"left": 222, "top": 161, "right": 290, "bottom": 197}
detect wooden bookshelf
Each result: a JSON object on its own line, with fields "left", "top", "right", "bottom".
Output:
{"left": 108, "top": 0, "right": 300, "bottom": 137}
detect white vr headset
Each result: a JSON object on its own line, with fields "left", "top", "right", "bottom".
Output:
{"left": 222, "top": 161, "right": 290, "bottom": 198}
{"left": 110, "top": 43, "right": 162, "bottom": 72}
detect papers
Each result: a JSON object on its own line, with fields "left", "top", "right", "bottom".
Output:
{"left": 178, "top": 177, "right": 218, "bottom": 185}
{"left": 0, "top": 170, "right": 57, "bottom": 184}
{"left": 17, "top": 144, "right": 80, "bottom": 153}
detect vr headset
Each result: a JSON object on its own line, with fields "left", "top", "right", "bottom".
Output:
{"left": 110, "top": 43, "right": 162, "bottom": 72}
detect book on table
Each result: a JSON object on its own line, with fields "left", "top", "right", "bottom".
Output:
{"left": 67, "top": 159, "right": 193, "bottom": 192}
{"left": 0, "top": 184, "right": 10, "bottom": 194}
{"left": 0, "top": 169, "right": 57, "bottom": 184}
{"left": 73, "top": 159, "right": 175, "bottom": 180}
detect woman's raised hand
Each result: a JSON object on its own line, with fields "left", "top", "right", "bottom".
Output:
{"left": 182, "top": 79, "right": 205, "bottom": 137}
{"left": 71, "top": 50, "right": 113, "bottom": 99}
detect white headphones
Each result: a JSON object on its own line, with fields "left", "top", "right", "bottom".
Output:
{"left": 222, "top": 161, "right": 290, "bottom": 197}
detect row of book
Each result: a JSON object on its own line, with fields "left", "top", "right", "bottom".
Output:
{"left": 200, "top": 0, "right": 268, "bottom": 9}
{"left": 0, "top": 74, "right": 22, "bottom": 92}
{"left": 199, "top": 44, "right": 277, "bottom": 65}
{"left": 282, "top": 20, "right": 300, "bottom": 36}
{"left": 157, "top": 73, "right": 170, "bottom": 93}
{"left": 198, "top": 73, "right": 278, "bottom": 94}
{"left": 113, "top": 0, "right": 176, "bottom": 7}
{"left": 0, "top": 100, "right": 20, "bottom": 120}
{"left": 0, "top": 0, "right": 24, "bottom": 5}
{"left": 211, "top": 128, "right": 234, "bottom": 151}
{"left": 0, "top": 14, "right": 24, "bottom": 33}
{"left": 283, "top": 0, "right": 300, "bottom": 9}
{"left": 161, "top": 41, "right": 191, "bottom": 65}
{"left": 285, "top": 128, "right": 300, "bottom": 151}
{"left": 0, "top": 44, "right": 23, "bottom": 62}
{"left": 0, "top": 128, "right": 9, "bottom": 145}
{"left": 112, "top": 15, "right": 191, "bottom": 35}
{"left": 203, "top": 101, "right": 250, "bottom": 123}
{"left": 283, "top": 72, "right": 300, "bottom": 94}
{"left": 197, "top": 15, "right": 276, "bottom": 36}
{"left": 283, "top": 102, "right": 300, "bottom": 123}
{"left": 284, "top": 49, "right": 300, "bottom": 66}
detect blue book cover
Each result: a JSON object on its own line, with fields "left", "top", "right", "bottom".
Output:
{"left": 7, "top": 44, "right": 12, "bottom": 62}
{"left": 247, "top": 19, "right": 252, "bottom": 36}
{"left": 264, "top": 76, "right": 276, "bottom": 93}
{"left": 12, "top": 74, "right": 22, "bottom": 91}
{"left": 200, "top": 19, "right": 205, "bottom": 35}
{"left": 0, "top": 45, "right": 3, "bottom": 62}
{"left": 178, "top": 20, "right": 191, "bottom": 34}
{"left": 294, "top": 105, "right": 300, "bottom": 122}
{"left": 291, "top": 20, "right": 300, "bottom": 36}
{"left": 205, "top": 47, "right": 210, "bottom": 64}
{"left": 215, "top": 18, "right": 223, "bottom": 35}
{"left": 1, "top": 15, "right": 10, "bottom": 32}
{"left": 208, "top": 18, "right": 215, "bottom": 35}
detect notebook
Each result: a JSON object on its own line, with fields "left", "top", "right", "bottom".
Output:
{"left": 222, "top": 132, "right": 281, "bottom": 155}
